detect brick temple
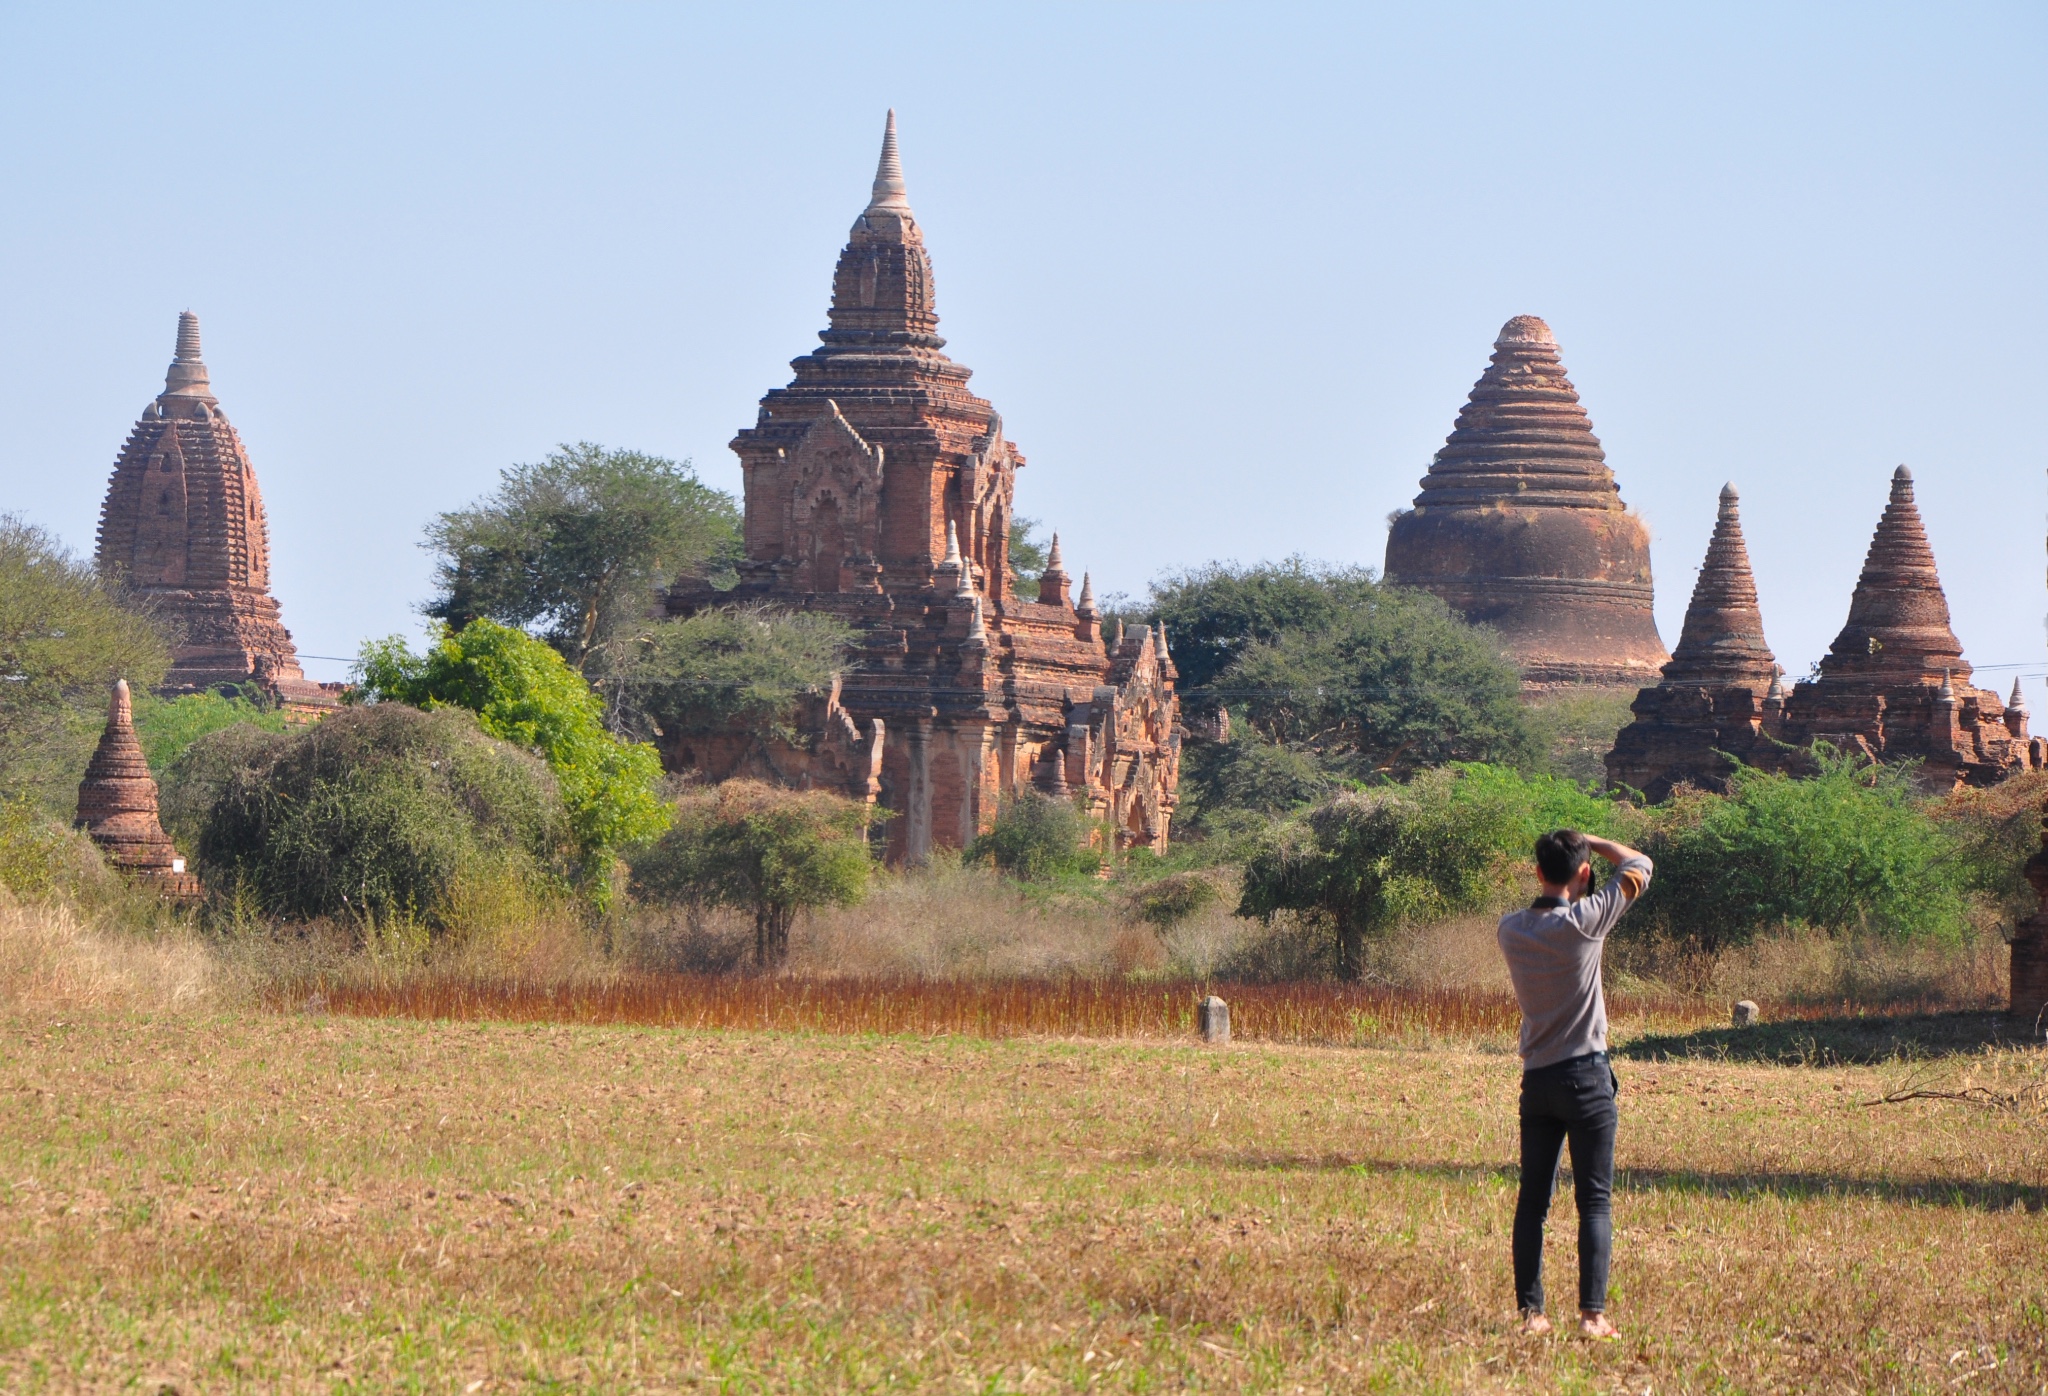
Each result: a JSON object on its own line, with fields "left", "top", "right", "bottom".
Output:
{"left": 1607, "top": 467, "right": 2039, "bottom": 798}
{"left": 74, "top": 680, "right": 201, "bottom": 902}
{"left": 1384, "top": 316, "right": 1668, "bottom": 689}
{"left": 661, "top": 113, "right": 1181, "bottom": 862}
{"left": 96, "top": 312, "right": 333, "bottom": 710}
{"left": 1605, "top": 484, "right": 1783, "bottom": 800}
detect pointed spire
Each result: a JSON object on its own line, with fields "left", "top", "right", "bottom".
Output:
{"left": 1076, "top": 571, "right": 1096, "bottom": 613}
{"left": 1045, "top": 532, "right": 1064, "bottom": 572}
{"left": 1816, "top": 465, "right": 1968, "bottom": 688}
{"left": 75, "top": 680, "right": 179, "bottom": 874}
{"left": 939, "top": 520, "right": 961, "bottom": 571}
{"left": 956, "top": 551, "right": 977, "bottom": 599}
{"left": 1660, "top": 483, "right": 1777, "bottom": 690}
{"left": 965, "top": 595, "right": 986, "bottom": 642}
{"left": 2012, "top": 678, "right": 2028, "bottom": 714}
{"left": 161, "top": 310, "right": 215, "bottom": 403}
{"left": 1939, "top": 668, "right": 1956, "bottom": 703}
{"left": 867, "top": 109, "right": 911, "bottom": 214}
{"left": 1765, "top": 669, "right": 1785, "bottom": 704}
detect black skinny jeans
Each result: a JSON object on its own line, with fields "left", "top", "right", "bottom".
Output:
{"left": 1514, "top": 1051, "right": 1617, "bottom": 1315}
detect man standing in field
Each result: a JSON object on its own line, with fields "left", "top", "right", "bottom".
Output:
{"left": 1496, "top": 828, "right": 1653, "bottom": 1340}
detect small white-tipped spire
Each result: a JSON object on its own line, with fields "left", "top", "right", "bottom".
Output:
{"left": 939, "top": 520, "right": 961, "bottom": 570}
{"left": 1157, "top": 622, "right": 1171, "bottom": 660}
{"left": 1718, "top": 482, "right": 1739, "bottom": 520}
{"left": 956, "top": 554, "right": 977, "bottom": 598}
{"left": 109, "top": 677, "right": 133, "bottom": 726}
{"left": 965, "top": 596, "right": 986, "bottom": 642}
{"left": 1765, "top": 669, "right": 1785, "bottom": 703}
{"left": 1043, "top": 532, "right": 1064, "bottom": 572}
{"left": 2011, "top": 678, "right": 2029, "bottom": 713}
{"left": 1076, "top": 571, "right": 1096, "bottom": 612}
{"left": 1938, "top": 667, "right": 1955, "bottom": 702}
{"left": 868, "top": 109, "right": 911, "bottom": 213}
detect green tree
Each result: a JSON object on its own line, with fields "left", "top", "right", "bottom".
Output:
{"left": 132, "top": 689, "right": 291, "bottom": 773}
{"left": 425, "top": 444, "right": 741, "bottom": 674}
{"left": 965, "top": 792, "right": 1103, "bottom": 882}
{"left": 193, "top": 705, "right": 574, "bottom": 932}
{"left": 1216, "top": 584, "right": 1533, "bottom": 780}
{"left": 1008, "top": 516, "right": 1049, "bottom": 602}
{"left": 1147, "top": 558, "right": 1382, "bottom": 692}
{"left": 354, "top": 620, "right": 669, "bottom": 888}
{"left": 1237, "top": 764, "right": 1631, "bottom": 977}
{"left": 613, "top": 605, "right": 853, "bottom": 744}
{"left": 628, "top": 780, "right": 872, "bottom": 966}
{"left": 0, "top": 517, "right": 170, "bottom": 809}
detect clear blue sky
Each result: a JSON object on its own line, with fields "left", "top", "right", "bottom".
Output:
{"left": 3, "top": 4, "right": 2043, "bottom": 697}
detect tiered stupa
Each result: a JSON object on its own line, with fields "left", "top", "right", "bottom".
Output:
{"left": 95, "top": 313, "right": 332, "bottom": 709}
{"left": 1385, "top": 316, "right": 1668, "bottom": 688}
{"left": 662, "top": 113, "right": 1180, "bottom": 862}
{"left": 74, "top": 680, "right": 201, "bottom": 901}
{"left": 1775, "top": 466, "right": 2035, "bottom": 789}
{"left": 1606, "top": 485, "right": 1784, "bottom": 799}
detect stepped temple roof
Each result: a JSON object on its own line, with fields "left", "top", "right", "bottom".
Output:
{"left": 1661, "top": 484, "right": 1777, "bottom": 691}
{"left": 1384, "top": 315, "right": 1667, "bottom": 688}
{"left": 664, "top": 113, "right": 1180, "bottom": 862}
{"left": 95, "top": 313, "right": 332, "bottom": 709}
{"left": 1812, "top": 466, "right": 1968, "bottom": 690}
{"left": 74, "top": 680, "right": 200, "bottom": 900}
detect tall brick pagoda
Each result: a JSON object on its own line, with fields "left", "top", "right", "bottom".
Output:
{"left": 1605, "top": 484, "right": 1783, "bottom": 799}
{"left": 74, "top": 680, "right": 201, "bottom": 902}
{"left": 663, "top": 113, "right": 1181, "bottom": 861}
{"left": 1384, "top": 316, "right": 1668, "bottom": 688}
{"left": 95, "top": 313, "right": 332, "bottom": 709}
{"left": 1773, "top": 466, "right": 2034, "bottom": 789}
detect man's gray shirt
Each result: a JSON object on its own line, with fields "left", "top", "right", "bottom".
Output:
{"left": 1496, "top": 856, "right": 1653, "bottom": 1070}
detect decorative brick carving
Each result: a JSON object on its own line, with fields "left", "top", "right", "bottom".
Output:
{"left": 1385, "top": 316, "right": 1668, "bottom": 689}
{"left": 96, "top": 314, "right": 334, "bottom": 712}
{"left": 73, "top": 680, "right": 200, "bottom": 902}
{"left": 663, "top": 113, "right": 1180, "bottom": 860}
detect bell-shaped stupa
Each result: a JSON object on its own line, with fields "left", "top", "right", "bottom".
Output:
{"left": 1605, "top": 485, "right": 1780, "bottom": 800}
{"left": 96, "top": 313, "right": 332, "bottom": 708}
{"left": 1385, "top": 316, "right": 1668, "bottom": 687}
{"left": 74, "top": 680, "right": 201, "bottom": 900}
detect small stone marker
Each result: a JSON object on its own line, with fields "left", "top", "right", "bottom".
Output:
{"left": 1198, "top": 995, "right": 1230, "bottom": 1044}
{"left": 1732, "top": 999, "right": 1759, "bottom": 1026}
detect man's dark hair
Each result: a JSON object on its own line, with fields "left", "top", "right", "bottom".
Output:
{"left": 1534, "top": 829, "right": 1591, "bottom": 886}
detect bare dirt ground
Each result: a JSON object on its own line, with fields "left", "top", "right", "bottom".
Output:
{"left": 1, "top": 1011, "right": 2043, "bottom": 1393}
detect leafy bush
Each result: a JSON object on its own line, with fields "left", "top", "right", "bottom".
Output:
{"left": 354, "top": 620, "right": 669, "bottom": 887}
{"left": 193, "top": 705, "right": 574, "bottom": 932}
{"left": 0, "top": 798, "right": 119, "bottom": 904}
{"left": 1237, "top": 764, "right": 1635, "bottom": 978}
{"left": 1636, "top": 750, "right": 1974, "bottom": 953}
{"left": 1124, "top": 869, "right": 1228, "bottom": 931}
{"left": 628, "top": 780, "right": 872, "bottom": 966}
{"left": 1146, "top": 558, "right": 1384, "bottom": 692}
{"left": 132, "top": 689, "right": 291, "bottom": 772}
{"left": 1177, "top": 728, "right": 1341, "bottom": 827}
{"left": 965, "top": 793, "right": 1104, "bottom": 882}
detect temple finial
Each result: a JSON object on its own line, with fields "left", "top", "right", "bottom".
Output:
{"left": 1891, "top": 464, "right": 1914, "bottom": 503}
{"left": 2011, "top": 678, "right": 2029, "bottom": 712}
{"left": 1076, "top": 572, "right": 1096, "bottom": 612}
{"left": 1718, "top": 482, "right": 1739, "bottom": 519}
{"left": 1044, "top": 532, "right": 1064, "bottom": 572}
{"left": 162, "top": 311, "right": 215, "bottom": 402}
{"left": 868, "top": 109, "right": 911, "bottom": 213}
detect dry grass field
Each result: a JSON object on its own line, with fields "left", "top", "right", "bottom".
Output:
{"left": 3, "top": 1000, "right": 2044, "bottom": 1393}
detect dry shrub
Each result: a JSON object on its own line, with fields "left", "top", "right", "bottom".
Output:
{"left": 788, "top": 859, "right": 1138, "bottom": 978}
{"left": 0, "top": 894, "right": 215, "bottom": 1013}
{"left": 1615, "top": 922, "right": 2010, "bottom": 1009}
